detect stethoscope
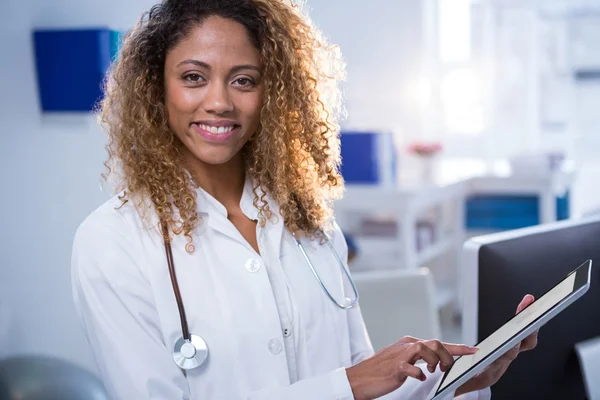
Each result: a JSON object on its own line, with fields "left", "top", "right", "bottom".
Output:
{"left": 161, "top": 223, "right": 360, "bottom": 370}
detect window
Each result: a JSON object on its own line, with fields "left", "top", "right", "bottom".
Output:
{"left": 437, "top": 0, "right": 485, "bottom": 136}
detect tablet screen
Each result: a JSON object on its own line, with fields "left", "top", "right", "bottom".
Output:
{"left": 436, "top": 268, "right": 580, "bottom": 394}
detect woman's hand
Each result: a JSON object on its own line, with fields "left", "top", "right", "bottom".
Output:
{"left": 455, "top": 295, "right": 540, "bottom": 397}
{"left": 346, "top": 336, "right": 478, "bottom": 400}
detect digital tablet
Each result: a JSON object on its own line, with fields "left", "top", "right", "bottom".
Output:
{"left": 431, "top": 260, "right": 592, "bottom": 400}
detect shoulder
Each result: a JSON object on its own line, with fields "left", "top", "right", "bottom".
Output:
{"left": 72, "top": 193, "right": 153, "bottom": 284}
{"left": 71, "top": 195, "right": 160, "bottom": 333}
{"left": 75, "top": 193, "right": 143, "bottom": 246}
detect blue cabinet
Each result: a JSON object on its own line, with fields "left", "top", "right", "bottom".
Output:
{"left": 33, "top": 28, "right": 122, "bottom": 112}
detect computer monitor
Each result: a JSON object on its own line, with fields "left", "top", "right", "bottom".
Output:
{"left": 461, "top": 217, "right": 600, "bottom": 400}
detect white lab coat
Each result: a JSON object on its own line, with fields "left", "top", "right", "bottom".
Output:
{"left": 71, "top": 178, "right": 491, "bottom": 400}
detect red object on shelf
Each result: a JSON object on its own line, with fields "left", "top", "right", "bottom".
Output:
{"left": 407, "top": 142, "right": 443, "bottom": 157}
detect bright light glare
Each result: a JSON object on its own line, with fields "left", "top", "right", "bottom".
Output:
{"left": 440, "top": 68, "right": 484, "bottom": 134}
{"left": 409, "top": 76, "right": 432, "bottom": 108}
{"left": 438, "top": 0, "right": 471, "bottom": 63}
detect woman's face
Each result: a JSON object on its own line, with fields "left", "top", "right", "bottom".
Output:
{"left": 164, "top": 16, "right": 264, "bottom": 167}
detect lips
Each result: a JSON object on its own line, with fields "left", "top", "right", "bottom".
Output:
{"left": 191, "top": 121, "right": 241, "bottom": 143}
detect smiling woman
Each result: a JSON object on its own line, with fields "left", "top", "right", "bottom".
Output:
{"left": 99, "top": 0, "right": 345, "bottom": 251}
{"left": 71, "top": 1, "right": 533, "bottom": 399}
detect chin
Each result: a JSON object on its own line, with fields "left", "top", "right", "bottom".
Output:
{"left": 193, "top": 149, "right": 240, "bottom": 166}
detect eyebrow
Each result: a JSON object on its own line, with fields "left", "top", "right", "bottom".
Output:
{"left": 176, "top": 59, "right": 262, "bottom": 74}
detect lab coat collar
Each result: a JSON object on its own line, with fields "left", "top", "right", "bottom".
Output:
{"left": 240, "top": 176, "right": 261, "bottom": 221}
{"left": 192, "top": 174, "right": 284, "bottom": 260}
{"left": 127, "top": 173, "right": 269, "bottom": 241}
{"left": 193, "top": 174, "right": 260, "bottom": 221}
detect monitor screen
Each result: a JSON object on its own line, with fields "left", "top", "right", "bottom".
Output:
{"left": 476, "top": 219, "right": 600, "bottom": 399}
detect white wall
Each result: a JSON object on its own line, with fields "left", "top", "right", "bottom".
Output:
{"left": 0, "top": 0, "right": 424, "bottom": 373}
{"left": 309, "top": 0, "right": 424, "bottom": 138}
{"left": 0, "top": 0, "right": 158, "bottom": 373}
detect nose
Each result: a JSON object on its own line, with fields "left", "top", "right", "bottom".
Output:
{"left": 203, "top": 81, "right": 234, "bottom": 115}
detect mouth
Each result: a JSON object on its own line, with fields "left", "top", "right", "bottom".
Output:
{"left": 191, "top": 123, "right": 240, "bottom": 135}
{"left": 191, "top": 121, "right": 242, "bottom": 143}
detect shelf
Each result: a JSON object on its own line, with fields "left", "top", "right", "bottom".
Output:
{"left": 347, "top": 236, "right": 458, "bottom": 273}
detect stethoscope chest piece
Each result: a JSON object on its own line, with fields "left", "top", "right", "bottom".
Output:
{"left": 173, "top": 334, "right": 208, "bottom": 370}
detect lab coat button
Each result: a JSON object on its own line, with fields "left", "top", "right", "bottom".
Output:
{"left": 283, "top": 328, "right": 291, "bottom": 337}
{"left": 245, "top": 258, "right": 261, "bottom": 273}
{"left": 268, "top": 338, "right": 282, "bottom": 355}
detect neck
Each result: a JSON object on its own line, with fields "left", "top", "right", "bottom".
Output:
{"left": 186, "top": 153, "right": 246, "bottom": 210}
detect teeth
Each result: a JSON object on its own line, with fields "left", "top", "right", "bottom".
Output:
{"left": 198, "top": 124, "right": 235, "bottom": 135}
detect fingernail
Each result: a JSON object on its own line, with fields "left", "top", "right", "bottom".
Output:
{"left": 470, "top": 346, "right": 479, "bottom": 352}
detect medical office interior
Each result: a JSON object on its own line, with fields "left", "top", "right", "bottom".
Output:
{"left": 1, "top": 0, "right": 600, "bottom": 398}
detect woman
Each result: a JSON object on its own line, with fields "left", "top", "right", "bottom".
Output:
{"left": 71, "top": 0, "right": 538, "bottom": 398}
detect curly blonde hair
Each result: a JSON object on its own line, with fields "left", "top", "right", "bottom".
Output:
{"left": 100, "top": 0, "right": 346, "bottom": 251}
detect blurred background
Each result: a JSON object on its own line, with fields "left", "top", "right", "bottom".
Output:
{"left": 1, "top": 0, "right": 600, "bottom": 398}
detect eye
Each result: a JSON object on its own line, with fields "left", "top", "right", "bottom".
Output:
{"left": 183, "top": 73, "right": 204, "bottom": 83}
{"left": 232, "top": 77, "right": 254, "bottom": 87}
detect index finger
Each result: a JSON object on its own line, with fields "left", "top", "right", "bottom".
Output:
{"left": 442, "top": 343, "right": 479, "bottom": 356}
